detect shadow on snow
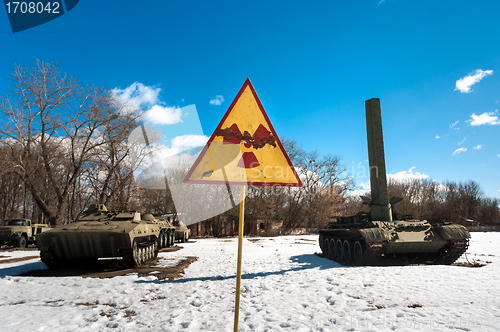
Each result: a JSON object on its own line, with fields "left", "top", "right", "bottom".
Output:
{"left": 134, "top": 253, "right": 355, "bottom": 284}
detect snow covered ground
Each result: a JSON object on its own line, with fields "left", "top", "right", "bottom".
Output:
{"left": 0, "top": 232, "right": 499, "bottom": 332}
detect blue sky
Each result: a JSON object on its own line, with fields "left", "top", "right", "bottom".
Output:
{"left": 1, "top": 0, "right": 499, "bottom": 199}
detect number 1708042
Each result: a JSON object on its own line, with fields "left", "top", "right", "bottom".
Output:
{"left": 5, "top": 2, "right": 61, "bottom": 14}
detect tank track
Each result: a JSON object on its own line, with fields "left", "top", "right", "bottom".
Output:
{"left": 357, "top": 241, "right": 386, "bottom": 266}
{"left": 123, "top": 238, "right": 159, "bottom": 266}
{"left": 441, "top": 239, "right": 469, "bottom": 265}
{"left": 319, "top": 234, "right": 387, "bottom": 266}
{"left": 319, "top": 235, "right": 469, "bottom": 266}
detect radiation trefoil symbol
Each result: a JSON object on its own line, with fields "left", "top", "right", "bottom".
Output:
{"left": 216, "top": 123, "right": 276, "bottom": 169}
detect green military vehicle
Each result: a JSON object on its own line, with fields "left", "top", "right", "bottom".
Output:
{"left": 319, "top": 98, "right": 470, "bottom": 266}
{"left": 141, "top": 213, "right": 176, "bottom": 248}
{"left": 161, "top": 214, "right": 190, "bottom": 243}
{"left": 0, "top": 219, "right": 49, "bottom": 248}
{"left": 36, "top": 204, "right": 163, "bottom": 268}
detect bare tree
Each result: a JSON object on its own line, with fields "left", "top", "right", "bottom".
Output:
{"left": 0, "top": 60, "right": 137, "bottom": 225}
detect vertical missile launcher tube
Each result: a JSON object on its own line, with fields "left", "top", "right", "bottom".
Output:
{"left": 365, "top": 98, "right": 392, "bottom": 222}
{"left": 318, "top": 98, "right": 470, "bottom": 266}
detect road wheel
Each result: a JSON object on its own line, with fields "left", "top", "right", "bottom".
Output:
{"left": 139, "top": 247, "right": 146, "bottom": 264}
{"left": 343, "top": 240, "right": 352, "bottom": 264}
{"left": 153, "top": 242, "right": 158, "bottom": 258}
{"left": 167, "top": 230, "right": 172, "bottom": 247}
{"left": 159, "top": 232, "right": 164, "bottom": 248}
{"left": 353, "top": 240, "right": 365, "bottom": 265}
{"left": 133, "top": 242, "right": 141, "bottom": 265}
{"left": 323, "top": 238, "right": 330, "bottom": 258}
{"left": 17, "top": 236, "right": 27, "bottom": 248}
{"left": 335, "top": 239, "right": 344, "bottom": 262}
{"left": 328, "top": 239, "right": 336, "bottom": 260}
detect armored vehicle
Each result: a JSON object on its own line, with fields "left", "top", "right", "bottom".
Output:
{"left": 0, "top": 219, "right": 49, "bottom": 248}
{"left": 141, "top": 213, "right": 176, "bottom": 248}
{"left": 173, "top": 219, "right": 190, "bottom": 243}
{"left": 161, "top": 214, "right": 191, "bottom": 243}
{"left": 319, "top": 98, "right": 470, "bottom": 266}
{"left": 36, "top": 204, "right": 161, "bottom": 268}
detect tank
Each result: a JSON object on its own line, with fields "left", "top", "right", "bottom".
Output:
{"left": 36, "top": 204, "right": 161, "bottom": 268}
{"left": 319, "top": 98, "right": 470, "bottom": 266}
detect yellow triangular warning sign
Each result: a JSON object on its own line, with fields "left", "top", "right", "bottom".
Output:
{"left": 184, "top": 78, "right": 302, "bottom": 187}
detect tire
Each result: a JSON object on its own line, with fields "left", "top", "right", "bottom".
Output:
{"left": 17, "top": 236, "right": 27, "bottom": 248}
{"left": 181, "top": 233, "right": 186, "bottom": 243}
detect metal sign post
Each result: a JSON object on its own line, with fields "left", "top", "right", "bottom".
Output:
{"left": 183, "top": 78, "right": 302, "bottom": 331}
{"left": 233, "top": 185, "right": 245, "bottom": 332}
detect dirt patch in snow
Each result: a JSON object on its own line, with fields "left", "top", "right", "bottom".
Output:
{"left": 20, "top": 246, "right": 198, "bottom": 280}
{"left": 0, "top": 246, "right": 38, "bottom": 252}
{"left": 0, "top": 256, "right": 39, "bottom": 264}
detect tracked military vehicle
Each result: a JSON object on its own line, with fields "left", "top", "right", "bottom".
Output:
{"left": 161, "top": 214, "right": 190, "bottom": 243}
{"left": 36, "top": 204, "right": 162, "bottom": 268}
{"left": 141, "top": 213, "right": 175, "bottom": 248}
{"left": 319, "top": 98, "right": 470, "bottom": 266}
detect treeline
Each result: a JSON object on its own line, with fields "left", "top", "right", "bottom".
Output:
{"left": 0, "top": 60, "right": 145, "bottom": 225}
{"left": 0, "top": 60, "right": 498, "bottom": 229}
{"left": 387, "top": 178, "right": 500, "bottom": 225}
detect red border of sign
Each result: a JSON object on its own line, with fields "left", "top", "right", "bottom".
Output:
{"left": 183, "top": 78, "right": 303, "bottom": 187}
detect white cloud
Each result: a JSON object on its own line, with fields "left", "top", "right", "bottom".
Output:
{"left": 348, "top": 188, "right": 370, "bottom": 197}
{"left": 452, "top": 147, "right": 467, "bottom": 155}
{"left": 209, "top": 95, "right": 224, "bottom": 106}
{"left": 450, "top": 121, "right": 459, "bottom": 128}
{"left": 111, "top": 82, "right": 161, "bottom": 108}
{"left": 143, "top": 105, "right": 183, "bottom": 125}
{"left": 467, "top": 112, "right": 500, "bottom": 126}
{"left": 473, "top": 145, "right": 483, "bottom": 150}
{"left": 458, "top": 138, "right": 466, "bottom": 145}
{"left": 455, "top": 69, "right": 493, "bottom": 93}
{"left": 387, "top": 167, "right": 429, "bottom": 182}
{"left": 435, "top": 135, "right": 441, "bottom": 139}
{"left": 171, "top": 134, "right": 208, "bottom": 151}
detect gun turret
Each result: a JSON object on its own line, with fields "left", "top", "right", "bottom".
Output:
{"left": 365, "top": 98, "right": 393, "bottom": 221}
